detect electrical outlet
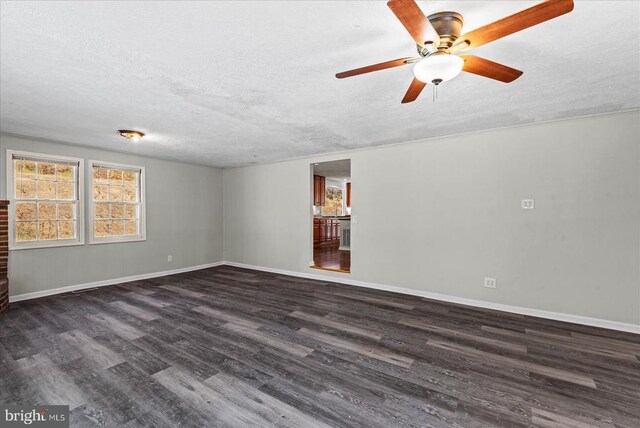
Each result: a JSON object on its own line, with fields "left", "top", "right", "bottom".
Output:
{"left": 167, "top": 255, "right": 173, "bottom": 262}
{"left": 484, "top": 277, "right": 497, "bottom": 289}
{"left": 521, "top": 199, "right": 535, "bottom": 209}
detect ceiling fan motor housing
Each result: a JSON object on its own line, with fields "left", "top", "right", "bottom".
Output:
{"left": 417, "top": 11, "right": 464, "bottom": 55}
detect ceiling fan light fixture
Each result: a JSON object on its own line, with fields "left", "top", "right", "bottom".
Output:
{"left": 117, "top": 130, "right": 144, "bottom": 142}
{"left": 413, "top": 53, "right": 464, "bottom": 84}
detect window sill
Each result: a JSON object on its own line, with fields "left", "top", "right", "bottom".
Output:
{"left": 9, "top": 240, "right": 85, "bottom": 251}
{"left": 89, "top": 236, "right": 146, "bottom": 245}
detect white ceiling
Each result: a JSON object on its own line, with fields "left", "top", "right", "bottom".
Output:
{"left": 1, "top": 1, "right": 638, "bottom": 168}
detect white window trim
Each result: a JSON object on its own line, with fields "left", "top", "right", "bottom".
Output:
{"left": 88, "top": 159, "right": 146, "bottom": 245}
{"left": 6, "top": 149, "right": 85, "bottom": 250}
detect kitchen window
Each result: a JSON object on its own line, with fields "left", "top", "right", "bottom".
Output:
{"left": 322, "top": 186, "right": 343, "bottom": 216}
{"left": 6, "top": 150, "right": 84, "bottom": 249}
{"left": 89, "top": 160, "right": 145, "bottom": 244}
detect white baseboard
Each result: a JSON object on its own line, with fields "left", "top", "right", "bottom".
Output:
{"left": 8, "top": 261, "right": 224, "bottom": 303}
{"left": 8, "top": 259, "right": 639, "bottom": 334}
{"left": 223, "top": 261, "right": 640, "bottom": 334}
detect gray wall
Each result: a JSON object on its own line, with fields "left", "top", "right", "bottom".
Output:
{"left": 224, "top": 111, "right": 640, "bottom": 326}
{"left": 1, "top": 134, "right": 224, "bottom": 297}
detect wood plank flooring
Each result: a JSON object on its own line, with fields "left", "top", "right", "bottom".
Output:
{"left": 1, "top": 265, "right": 639, "bottom": 427}
{"left": 313, "top": 245, "right": 351, "bottom": 272}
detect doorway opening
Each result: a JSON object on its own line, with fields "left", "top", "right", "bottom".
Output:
{"left": 311, "top": 159, "right": 351, "bottom": 273}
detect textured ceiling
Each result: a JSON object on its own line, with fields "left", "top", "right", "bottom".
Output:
{"left": 1, "top": 1, "right": 639, "bottom": 167}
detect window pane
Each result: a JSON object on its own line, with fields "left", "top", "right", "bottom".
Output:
{"left": 109, "top": 169, "right": 123, "bottom": 184}
{"left": 123, "top": 187, "right": 137, "bottom": 202}
{"left": 58, "top": 221, "right": 75, "bottom": 239}
{"left": 16, "top": 222, "right": 37, "bottom": 241}
{"left": 56, "top": 164, "right": 74, "bottom": 181}
{"left": 124, "top": 205, "right": 137, "bottom": 219}
{"left": 57, "top": 182, "right": 74, "bottom": 200}
{"left": 38, "top": 202, "right": 57, "bottom": 220}
{"left": 322, "top": 187, "right": 343, "bottom": 216}
{"left": 93, "top": 167, "right": 109, "bottom": 184}
{"left": 95, "top": 220, "right": 109, "bottom": 237}
{"left": 94, "top": 185, "right": 108, "bottom": 201}
{"left": 11, "top": 153, "right": 81, "bottom": 246}
{"left": 15, "top": 180, "right": 36, "bottom": 199}
{"left": 110, "top": 204, "right": 124, "bottom": 219}
{"left": 15, "top": 160, "right": 36, "bottom": 179}
{"left": 38, "top": 181, "right": 56, "bottom": 199}
{"left": 16, "top": 202, "right": 36, "bottom": 221}
{"left": 123, "top": 171, "right": 138, "bottom": 187}
{"left": 95, "top": 203, "right": 109, "bottom": 219}
{"left": 38, "top": 220, "right": 57, "bottom": 240}
{"left": 58, "top": 203, "right": 75, "bottom": 220}
{"left": 91, "top": 164, "right": 143, "bottom": 241}
{"left": 125, "top": 220, "right": 137, "bottom": 236}
{"left": 110, "top": 220, "right": 125, "bottom": 236}
{"left": 37, "top": 162, "right": 56, "bottom": 180}
{"left": 108, "top": 186, "right": 123, "bottom": 202}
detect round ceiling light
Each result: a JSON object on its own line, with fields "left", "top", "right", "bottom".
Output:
{"left": 413, "top": 54, "right": 464, "bottom": 85}
{"left": 117, "top": 130, "right": 144, "bottom": 142}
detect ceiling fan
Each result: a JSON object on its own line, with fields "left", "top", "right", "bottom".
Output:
{"left": 336, "top": 0, "right": 574, "bottom": 103}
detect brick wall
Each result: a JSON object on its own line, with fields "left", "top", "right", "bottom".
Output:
{"left": 0, "top": 200, "right": 8, "bottom": 314}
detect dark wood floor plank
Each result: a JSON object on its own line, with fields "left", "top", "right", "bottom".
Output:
{"left": 15, "top": 353, "right": 86, "bottom": 410}
{"left": 426, "top": 338, "right": 597, "bottom": 388}
{"left": 1, "top": 265, "right": 638, "bottom": 427}
{"left": 289, "top": 310, "right": 383, "bottom": 340}
{"left": 299, "top": 327, "right": 415, "bottom": 368}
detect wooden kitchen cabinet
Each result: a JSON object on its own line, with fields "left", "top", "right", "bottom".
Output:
{"left": 313, "top": 175, "right": 326, "bottom": 206}
{"left": 313, "top": 217, "right": 340, "bottom": 246}
{"left": 313, "top": 175, "right": 320, "bottom": 205}
{"left": 313, "top": 218, "right": 320, "bottom": 245}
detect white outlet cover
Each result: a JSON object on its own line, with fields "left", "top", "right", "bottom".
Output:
{"left": 521, "top": 199, "right": 535, "bottom": 209}
{"left": 167, "top": 255, "right": 173, "bottom": 262}
{"left": 484, "top": 277, "right": 497, "bottom": 289}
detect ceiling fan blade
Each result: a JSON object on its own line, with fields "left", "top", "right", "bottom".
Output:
{"left": 401, "top": 78, "right": 427, "bottom": 103}
{"left": 336, "top": 57, "right": 418, "bottom": 79}
{"left": 453, "top": 0, "right": 574, "bottom": 50}
{"left": 460, "top": 55, "right": 523, "bottom": 83}
{"left": 387, "top": 0, "right": 440, "bottom": 49}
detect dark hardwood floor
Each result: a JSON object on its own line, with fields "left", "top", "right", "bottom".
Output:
{"left": 1, "top": 265, "right": 639, "bottom": 427}
{"left": 313, "top": 245, "right": 351, "bottom": 272}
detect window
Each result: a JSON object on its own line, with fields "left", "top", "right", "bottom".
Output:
{"left": 6, "top": 150, "right": 84, "bottom": 249}
{"left": 89, "top": 160, "right": 145, "bottom": 244}
{"left": 321, "top": 187, "right": 343, "bottom": 216}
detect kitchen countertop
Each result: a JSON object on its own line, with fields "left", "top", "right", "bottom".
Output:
{"left": 314, "top": 216, "right": 351, "bottom": 220}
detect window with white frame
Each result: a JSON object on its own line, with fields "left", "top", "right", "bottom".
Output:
{"left": 89, "top": 160, "right": 145, "bottom": 243}
{"left": 6, "top": 150, "right": 84, "bottom": 249}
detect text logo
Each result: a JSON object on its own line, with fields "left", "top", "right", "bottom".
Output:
{"left": 1, "top": 406, "right": 69, "bottom": 427}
